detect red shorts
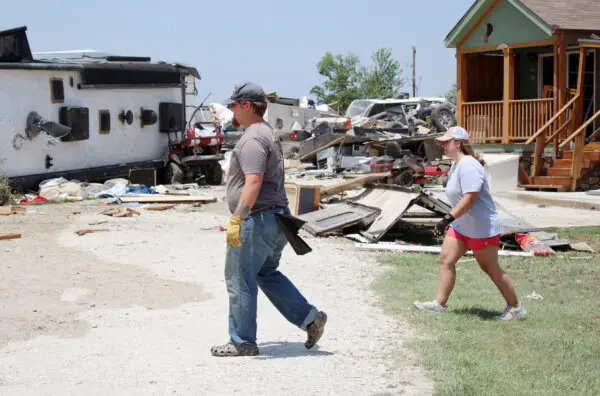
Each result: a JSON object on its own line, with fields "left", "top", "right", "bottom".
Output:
{"left": 447, "top": 227, "right": 500, "bottom": 251}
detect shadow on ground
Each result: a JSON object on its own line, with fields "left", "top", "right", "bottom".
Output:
{"left": 254, "top": 341, "right": 334, "bottom": 360}
{"left": 452, "top": 307, "right": 503, "bottom": 320}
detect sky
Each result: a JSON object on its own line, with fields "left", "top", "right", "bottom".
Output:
{"left": 1, "top": 0, "right": 474, "bottom": 104}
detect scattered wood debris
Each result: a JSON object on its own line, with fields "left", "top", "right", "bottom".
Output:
{"left": 319, "top": 172, "right": 390, "bottom": 198}
{"left": 0, "top": 234, "right": 21, "bottom": 241}
{"left": 0, "top": 206, "right": 27, "bottom": 216}
{"left": 74, "top": 229, "right": 109, "bottom": 236}
{"left": 144, "top": 204, "right": 176, "bottom": 211}
{"left": 101, "top": 208, "right": 141, "bottom": 217}
{"left": 118, "top": 195, "right": 216, "bottom": 204}
{"left": 355, "top": 242, "right": 535, "bottom": 257}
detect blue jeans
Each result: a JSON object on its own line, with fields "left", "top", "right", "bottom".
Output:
{"left": 225, "top": 209, "right": 318, "bottom": 347}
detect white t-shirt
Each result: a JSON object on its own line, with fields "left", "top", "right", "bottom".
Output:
{"left": 445, "top": 155, "right": 502, "bottom": 238}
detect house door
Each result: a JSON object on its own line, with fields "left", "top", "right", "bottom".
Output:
{"left": 567, "top": 50, "right": 596, "bottom": 139}
{"left": 538, "top": 54, "right": 554, "bottom": 98}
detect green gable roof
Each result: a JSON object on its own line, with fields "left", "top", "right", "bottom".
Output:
{"left": 445, "top": 0, "right": 553, "bottom": 48}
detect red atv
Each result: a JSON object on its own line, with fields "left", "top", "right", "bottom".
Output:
{"left": 163, "top": 120, "right": 224, "bottom": 185}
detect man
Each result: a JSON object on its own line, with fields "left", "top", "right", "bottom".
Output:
{"left": 210, "top": 82, "right": 327, "bottom": 357}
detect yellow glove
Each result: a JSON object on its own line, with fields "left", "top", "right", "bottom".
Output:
{"left": 226, "top": 216, "right": 242, "bottom": 247}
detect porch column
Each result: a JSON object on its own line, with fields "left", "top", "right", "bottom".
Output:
{"left": 456, "top": 50, "right": 468, "bottom": 126}
{"left": 502, "top": 47, "right": 515, "bottom": 144}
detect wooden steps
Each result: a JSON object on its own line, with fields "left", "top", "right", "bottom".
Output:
{"left": 562, "top": 150, "right": 600, "bottom": 161}
{"left": 553, "top": 158, "right": 593, "bottom": 168}
{"left": 521, "top": 147, "right": 600, "bottom": 191}
{"left": 518, "top": 184, "right": 570, "bottom": 192}
{"left": 531, "top": 176, "right": 572, "bottom": 185}
{"left": 547, "top": 167, "right": 587, "bottom": 177}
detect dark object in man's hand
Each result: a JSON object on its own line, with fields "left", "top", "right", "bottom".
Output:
{"left": 275, "top": 213, "right": 312, "bottom": 255}
{"left": 434, "top": 214, "right": 455, "bottom": 237}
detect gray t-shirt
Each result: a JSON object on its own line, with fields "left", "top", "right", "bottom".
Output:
{"left": 226, "top": 121, "right": 288, "bottom": 215}
{"left": 445, "top": 155, "right": 502, "bottom": 238}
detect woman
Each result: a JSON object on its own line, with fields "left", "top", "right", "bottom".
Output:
{"left": 414, "top": 126, "right": 526, "bottom": 320}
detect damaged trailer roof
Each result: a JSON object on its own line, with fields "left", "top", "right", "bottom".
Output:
{"left": 0, "top": 25, "right": 199, "bottom": 78}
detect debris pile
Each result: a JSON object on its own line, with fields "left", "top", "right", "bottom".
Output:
{"left": 13, "top": 177, "right": 218, "bottom": 207}
{"left": 283, "top": 173, "right": 596, "bottom": 256}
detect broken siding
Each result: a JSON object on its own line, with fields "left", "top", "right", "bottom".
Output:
{"left": 461, "top": 1, "right": 554, "bottom": 49}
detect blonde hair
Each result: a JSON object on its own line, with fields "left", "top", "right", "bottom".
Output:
{"left": 459, "top": 140, "right": 485, "bottom": 166}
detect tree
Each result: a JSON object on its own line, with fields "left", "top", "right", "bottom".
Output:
{"left": 444, "top": 83, "right": 457, "bottom": 105}
{"left": 361, "top": 48, "right": 405, "bottom": 99}
{"left": 310, "top": 52, "right": 364, "bottom": 112}
{"left": 310, "top": 48, "right": 405, "bottom": 113}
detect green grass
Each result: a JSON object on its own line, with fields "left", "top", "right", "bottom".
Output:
{"left": 0, "top": 174, "right": 13, "bottom": 205}
{"left": 374, "top": 228, "right": 600, "bottom": 396}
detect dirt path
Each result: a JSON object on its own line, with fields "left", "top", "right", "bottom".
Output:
{"left": 0, "top": 201, "right": 433, "bottom": 395}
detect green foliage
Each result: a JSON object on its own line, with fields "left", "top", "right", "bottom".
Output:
{"left": 361, "top": 48, "right": 405, "bottom": 99}
{"left": 310, "top": 48, "right": 405, "bottom": 113}
{"left": 0, "top": 174, "right": 12, "bottom": 205}
{"left": 444, "top": 82, "right": 457, "bottom": 105}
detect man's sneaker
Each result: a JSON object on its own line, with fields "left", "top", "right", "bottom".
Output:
{"left": 495, "top": 305, "right": 527, "bottom": 320}
{"left": 305, "top": 311, "right": 327, "bottom": 349}
{"left": 413, "top": 299, "right": 447, "bottom": 313}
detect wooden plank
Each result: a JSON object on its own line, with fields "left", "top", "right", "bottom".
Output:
{"left": 119, "top": 195, "right": 217, "bottom": 204}
{"left": 320, "top": 173, "right": 390, "bottom": 198}
{"left": 456, "top": 50, "right": 467, "bottom": 125}
{"left": 297, "top": 136, "right": 345, "bottom": 161}
{"left": 458, "top": 39, "right": 557, "bottom": 55}
{"left": 502, "top": 48, "right": 515, "bottom": 144}
{"left": 532, "top": 176, "right": 572, "bottom": 185}
{"left": 557, "top": 39, "right": 567, "bottom": 157}
{"left": 507, "top": 39, "right": 557, "bottom": 50}
{"left": 518, "top": 163, "right": 531, "bottom": 185}
{"left": 0, "top": 234, "right": 21, "bottom": 240}
{"left": 144, "top": 205, "right": 177, "bottom": 211}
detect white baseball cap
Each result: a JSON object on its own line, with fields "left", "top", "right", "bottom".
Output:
{"left": 435, "top": 126, "right": 470, "bottom": 142}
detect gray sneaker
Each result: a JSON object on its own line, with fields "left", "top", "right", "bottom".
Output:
{"left": 495, "top": 305, "right": 527, "bottom": 320}
{"left": 305, "top": 311, "right": 327, "bottom": 349}
{"left": 414, "top": 299, "right": 447, "bottom": 313}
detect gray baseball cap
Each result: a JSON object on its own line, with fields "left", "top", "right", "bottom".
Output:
{"left": 223, "top": 81, "right": 266, "bottom": 106}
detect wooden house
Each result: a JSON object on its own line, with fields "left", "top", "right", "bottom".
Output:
{"left": 445, "top": 0, "right": 600, "bottom": 191}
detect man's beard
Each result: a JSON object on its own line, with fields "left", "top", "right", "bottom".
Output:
{"left": 231, "top": 116, "right": 240, "bottom": 129}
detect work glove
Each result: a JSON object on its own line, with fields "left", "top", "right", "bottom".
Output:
{"left": 434, "top": 214, "right": 455, "bottom": 237}
{"left": 226, "top": 216, "right": 242, "bottom": 247}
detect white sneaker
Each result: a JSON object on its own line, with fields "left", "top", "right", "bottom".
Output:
{"left": 495, "top": 305, "right": 527, "bottom": 320}
{"left": 414, "top": 299, "right": 447, "bottom": 313}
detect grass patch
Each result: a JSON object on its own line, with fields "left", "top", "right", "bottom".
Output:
{"left": 0, "top": 173, "right": 14, "bottom": 205}
{"left": 374, "top": 228, "right": 600, "bottom": 396}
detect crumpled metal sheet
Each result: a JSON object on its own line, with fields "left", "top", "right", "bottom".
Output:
{"left": 297, "top": 202, "right": 378, "bottom": 236}
{"left": 351, "top": 187, "right": 420, "bottom": 242}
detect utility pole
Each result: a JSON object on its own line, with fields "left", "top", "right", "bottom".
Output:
{"left": 412, "top": 46, "right": 416, "bottom": 97}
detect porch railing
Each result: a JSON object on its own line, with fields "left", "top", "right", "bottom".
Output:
{"left": 461, "top": 99, "right": 555, "bottom": 143}
{"left": 509, "top": 98, "right": 554, "bottom": 141}
{"left": 462, "top": 101, "right": 503, "bottom": 143}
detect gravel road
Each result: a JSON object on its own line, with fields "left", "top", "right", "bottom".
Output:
{"left": 0, "top": 200, "right": 433, "bottom": 395}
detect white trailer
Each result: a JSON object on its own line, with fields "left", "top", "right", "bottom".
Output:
{"left": 0, "top": 26, "right": 200, "bottom": 190}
